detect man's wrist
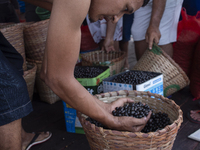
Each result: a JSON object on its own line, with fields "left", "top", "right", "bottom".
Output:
{"left": 149, "top": 19, "right": 160, "bottom": 28}
{"left": 104, "top": 115, "right": 120, "bottom": 129}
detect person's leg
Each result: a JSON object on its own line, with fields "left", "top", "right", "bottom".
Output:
{"left": 159, "top": 43, "right": 173, "bottom": 58}
{"left": 0, "top": 119, "right": 51, "bottom": 150}
{"left": 119, "top": 40, "right": 129, "bottom": 68}
{"left": 119, "top": 41, "right": 128, "bottom": 53}
{"left": 133, "top": 0, "right": 183, "bottom": 60}
{"left": 189, "top": 101, "right": 200, "bottom": 122}
{"left": 190, "top": 110, "right": 200, "bottom": 121}
{"left": 120, "top": 13, "right": 134, "bottom": 68}
{"left": 22, "top": 129, "right": 51, "bottom": 150}
{"left": 0, "top": 32, "right": 32, "bottom": 149}
{"left": 134, "top": 40, "right": 173, "bottom": 61}
{"left": 134, "top": 40, "right": 148, "bottom": 61}
{"left": 114, "top": 40, "right": 119, "bottom": 51}
{"left": 0, "top": 119, "right": 22, "bottom": 150}
{"left": 0, "top": 32, "right": 52, "bottom": 150}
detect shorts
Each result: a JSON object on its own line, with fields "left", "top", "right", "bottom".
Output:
{"left": 131, "top": 0, "right": 183, "bottom": 45}
{"left": 122, "top": 13, "right": 134, "bottom": 42}
{"left": 0, "top": 32, "right": 33, "bottom": 126}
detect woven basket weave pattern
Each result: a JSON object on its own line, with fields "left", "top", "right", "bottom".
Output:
{"left": 78, "top": 90, "right": 183, "bottom": 150}
{"left": 0, "top": 23, "right": 27, "bottom": 71}
{"left": 27, "top": 59, "right": 60, "bottom": 104}
{"left": 24, "top": 19, "right": 49, "bottom": 61}
{"left": 132, "top": 46, "right": 190, "bottom": 97}
{"left": 23, "top": 62, "right": 37, "bottom": 101}
{"left": 81, "top": 50, "right": 126, "bottom": 76}
{"left": 0, "top": 22, "right": 14, "bottom": 28}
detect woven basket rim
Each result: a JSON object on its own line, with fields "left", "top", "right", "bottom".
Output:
{"left": 24, "top": 19, "right": 49, "bottom": 29}
{"left": 0, "top": 23, "right": 22, "bottom": 31}
{"left": 81, "top": 50, "right": 126, "bottom": 64}
{"left": 0, "top": 22, "right": 35, "bottom": 31}
{"left": 77, "top": 90, "right": 183, "bottom": 138}
{"left": 160, "top": 48, "right": 190, "bottom": 85}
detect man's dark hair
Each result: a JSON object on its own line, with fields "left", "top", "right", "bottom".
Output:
{"left": 142, "top": 0, "right": 150, "bottom": 7}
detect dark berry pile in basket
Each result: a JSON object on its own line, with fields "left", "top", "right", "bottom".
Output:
{"left": 142, "top": 112, "right": 171, "bottom": 133}
{"left": 112, "top": 71, "right": 158, "bottom": 84}
{"left": 74, "top": 66, "right": 106, "bottom": 78}
{"left": 86, "top": 102, "right": 151, "bottom": 129}
{"left": 86, "top": 102, "right": 171, "bottom": 133}
{"left": 112, "top": 102, "right": 151, "bottom": 118}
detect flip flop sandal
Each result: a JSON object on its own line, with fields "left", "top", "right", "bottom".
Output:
{"left": 187, "top": 111, "right": 200, "bottom": 125}
{"left": 25, "top": 131, "right": 52, "bottom": 150}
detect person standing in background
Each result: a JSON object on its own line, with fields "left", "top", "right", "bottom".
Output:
{"left": 183, "top": 0, "right": 200, "bottom": 124}
{"left": 0, "top": 0, "right": 20, "bottom": 23}
{"left": 132, "top": 0, "right": 183, "bottom": 60}
{"left": 119, "top": 13, "right": 134, "bottom": 70}
{"left": 25, "top": 2, "right": 41, "bottom": 22}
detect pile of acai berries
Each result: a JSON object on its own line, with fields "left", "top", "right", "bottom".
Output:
{"left": 86, "top": 102, "right": 171, "bottom": 133}
{"left": 112, "top": 71, "right": 158, "bottom": 84}
{"left": 74, "top": 66, "right": 107, "bottom": 78}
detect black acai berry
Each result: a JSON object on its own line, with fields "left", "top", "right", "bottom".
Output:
{"left": 141, "top": 111, "right": 171, "bottom": 133}
{"left": 87, "top": 102, "right": 150, "bottom": 128}
{"left": 74, "top": 66, "right": 107, "bottom": 78}
{"left": 112, "top": 71, "right": 158, "bottom": 85}
{"left": 86, "top": 102, "right": 171, "bottom": 133}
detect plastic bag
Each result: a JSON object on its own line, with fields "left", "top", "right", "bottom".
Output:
{"left": 80, "top": 25, "right": 99, "bottom": 52}
{"left": 173, "top": 8, "right": 200, "bottom": 76}
{"left": 190, "top": 40, "right": 200, "bottom": 100}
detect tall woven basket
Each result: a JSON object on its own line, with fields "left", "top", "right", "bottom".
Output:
{"left": 81, "top": 50, "right": 126, "bottom": 76}
{"left": 0, "top": 22, "right": 33, "bottom": 29}
{"left": 132, "top": 44, "right": 190, "bottom": 97}
{"left": 0, "top": 22, "right": 14, "bottom": 27}
{"left": 23, "top": 19, "right": 49, "bottom": 61}
{"left": 0, "top": 23, "right": 27, "bottom": 71}
{"left": 27, "top": 59, "right": 60, "bottom": 104}
{"left": 77, "top": 90, "right": 183, "bottom": 150}
{"left": 23, "top": 62, "right": 37, "bottom": 101}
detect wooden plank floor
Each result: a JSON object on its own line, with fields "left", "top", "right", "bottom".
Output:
{"left": 22, "top": 86, "right": 200, "bottom": 150}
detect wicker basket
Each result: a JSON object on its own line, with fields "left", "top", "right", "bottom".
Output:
{"left": 0, "top": 22, "right": 33, "bottom": 29}
{"left": 0, "top": 23, "right": 27, "bottom": 71}
{"left": 81, "top": 50, "right": 126, "bottom": 76}
{"left": 23, "top": 19, "right": 49, "bottom": 61}
{"left": 77, "top": 90, "right": 183, "bottom": 150}
{"left": 23, "top": 62, "right": 37, "bottom": 101}
{"left": 0, "top": 22, "right": 14, "bottom": 28}
{"left": 132, "top": 44, "right": 190, "bottom": 97}
{"left": 27, "top": 59, "right": 60, "bottom": 104}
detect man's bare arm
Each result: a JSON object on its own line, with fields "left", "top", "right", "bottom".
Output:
{"left": 145, "top": 0, "right": 166, "bottom": 49}
{"left": 101, "top": 19, "right": 117, "bottom": 52}
{"left": 150, "top": 0, "right": 166, "bottom": 28}
{"left": 22, "top": 0, "right": 150, "bottom": 132}
{"left": 38, "top": 0, "right": 119, "bottom": 129}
